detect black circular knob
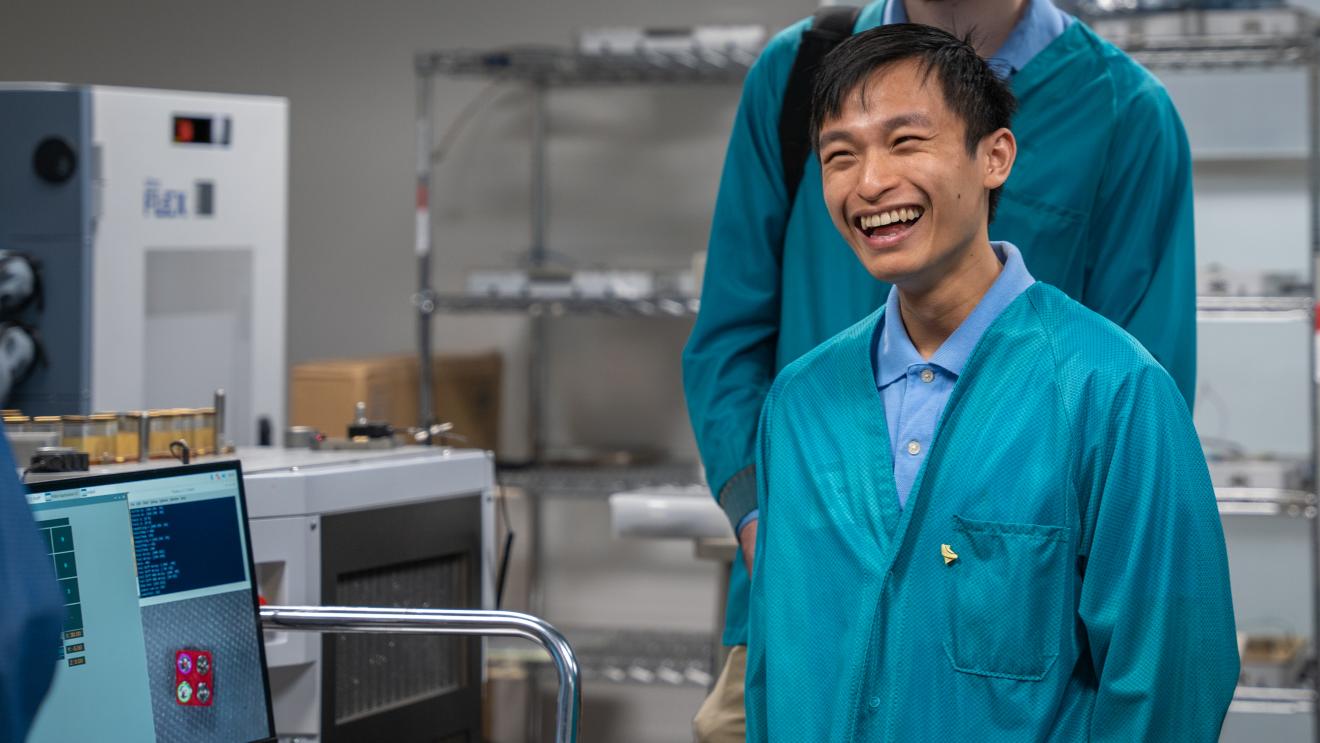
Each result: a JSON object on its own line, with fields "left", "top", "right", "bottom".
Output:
{"left": 32, "top": 137, "right": 77, "bottom": 184}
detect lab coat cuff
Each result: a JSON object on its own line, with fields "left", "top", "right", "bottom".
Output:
{"left": 718, "top": 464, "right": 758, "bottom": 532}
{"left": 735, "top": 509, "right": 760, "bottom": 537}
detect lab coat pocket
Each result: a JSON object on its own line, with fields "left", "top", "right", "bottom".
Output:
{"left": 943, "top": 515, "right": 1068, "bottom": 682}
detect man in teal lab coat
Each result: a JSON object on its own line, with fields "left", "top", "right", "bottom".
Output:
{"left": 683, "top": 1, "right": 1197, "bottom": 737}
{"left": 744, "top": 24, "right": 1236, "bottom": 740}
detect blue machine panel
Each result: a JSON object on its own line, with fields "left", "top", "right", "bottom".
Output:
{"left": 0, "top": 86, "right": 94, "bottom": 414}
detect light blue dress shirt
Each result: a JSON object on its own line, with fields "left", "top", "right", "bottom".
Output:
{"left": 876, "top": 241, "right": 1036, "bottom": 506}
{"left": 885, "top": 0, "right": 1073, "bottom": 79}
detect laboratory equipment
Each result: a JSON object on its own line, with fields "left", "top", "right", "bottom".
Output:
{"left": 241, "top": 445, "right": 494, "bottom": 741}
{"left": 1061, "top": 0, "right": 1283, "bottom": 14}
{"left": 1200, "top": 265, "right": 1309, "bottom": 298}
{"left": 467, "top": 268, "right": 656, "bottom": 300}
{"left": 24, "top": 462, "right": 277, "bottom": 743}
{"left": 0, "top": 251, "right": 39, "bottom": 314}
{"left": 28, "top": 415, "right": 60, "bottom": 437}
{"left": 3, "top": 391, "right": 241, "bottom": 465}
{"left": 1081, "top": 3, "right": 1301, "bottom": 40}
{"left": 87, "top": 413, "right": 117, "bottom": 463}
{"left": 2, "top": 414, "right": 54, "bottom": 463}
{"left": 284, "top": 425, "right": 322, "bottom": 449}
{"left": 27, "top": 446, "right": 88, "bottom": 473}
{"left": 0, "top": 322, "right": 39, "bottom": 404}
{"left": 59, "top": 413, "right": 116, "bottom": 464}
{"left": 576, "top": 25, "right": 765, "bottom": 56}
{"left": 0, "top": 84, "right": 287, "bottom": 443}
{"left": 114, "top": 412, "right": 141, "bottom": 462}
{"left": 609, "top": 484, "right": 730, "bottom": 539}
{"left": 58, "top": 414, "right": 87, "bottom": 451}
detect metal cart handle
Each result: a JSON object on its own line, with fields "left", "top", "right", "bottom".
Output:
{"left": 261, "top": 605, "right": 581, "bottom": 743}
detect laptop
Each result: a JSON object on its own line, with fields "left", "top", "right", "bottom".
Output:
{"left": 24, "top": 460, "right": 276, "bottom": 743}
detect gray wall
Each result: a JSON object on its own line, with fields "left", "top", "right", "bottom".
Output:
{"left": 0, "top": 0, "right": 815, "bottom": 460}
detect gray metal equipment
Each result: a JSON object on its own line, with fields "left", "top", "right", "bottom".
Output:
{"left": 0, "top": 322, "right": 38, "bottom": 404}
{"left": 0, "top": 84, "right": 287, "bottom": 441}
{"left": 1060, "top": 0, "right": 1283, "bottom": 13}
{"left": 0, "top": 251, "right": 37, "bottom": 312}
{"left": 243, "top": 446, "right": 495, "bottom": 742}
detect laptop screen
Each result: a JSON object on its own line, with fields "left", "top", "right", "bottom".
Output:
{"left": 24, "top": 461, "right": 276, "bottom": 743}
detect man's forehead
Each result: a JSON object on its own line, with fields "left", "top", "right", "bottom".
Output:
{"left": 846, "top": 59, "right": 941, "bottom": 112}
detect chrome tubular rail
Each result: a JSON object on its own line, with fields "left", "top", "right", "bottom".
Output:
{"left": 261, "top": 606, "right": 580, "bottom": 743}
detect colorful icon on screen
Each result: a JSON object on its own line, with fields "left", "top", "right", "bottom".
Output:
{"left": 174, "top": 649, "right": 214, "bottom": 707}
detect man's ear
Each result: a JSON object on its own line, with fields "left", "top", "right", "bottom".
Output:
{"left": 981, "top": 127, "right": 1016, "bottom": 191}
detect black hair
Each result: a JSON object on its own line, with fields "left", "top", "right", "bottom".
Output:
{"left": 809, "top": 23, "right": 1018, "bottom": 222}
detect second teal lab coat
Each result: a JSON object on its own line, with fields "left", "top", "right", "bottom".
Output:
{"left": 746, "top": 283, "right": 1236, "bottom": 742}
{"left": 682, "top": 6, "right": 1197, "bottom": 646}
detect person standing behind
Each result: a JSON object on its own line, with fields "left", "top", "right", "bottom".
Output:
{"left": 0, "top": 425, "right": 64, "bottom": 742}
{"left": 683, "top": 1, "right": 1196, "bottom": 739}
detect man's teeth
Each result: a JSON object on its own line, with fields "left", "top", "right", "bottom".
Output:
{"left": 860, "top": 208, "right": 924, "bottom": 229}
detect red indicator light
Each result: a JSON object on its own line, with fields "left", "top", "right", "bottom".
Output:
{"left": 175, "top": 118, "right": 195, "bottom": 143}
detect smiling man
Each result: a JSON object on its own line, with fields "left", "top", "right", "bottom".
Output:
{"left": 744, "top": 25, "right": 1238, "bottom": 741}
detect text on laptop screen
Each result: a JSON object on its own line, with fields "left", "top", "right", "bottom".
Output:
{"left": 25, "top": 463, "right": 274, "bottom": 743}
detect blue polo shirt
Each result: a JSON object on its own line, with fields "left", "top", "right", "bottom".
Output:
{"left": 876, "top": 241, "right": 1036, "bottom": 505}
{"left": 884, "top": 0, "right": 1073, "bottom": 78}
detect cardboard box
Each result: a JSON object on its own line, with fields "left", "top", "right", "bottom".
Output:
{"left": 433, "top": 353, "right": 502, "bottom": 454}
{"left": 290, "top": 355, "right": 417, "bottom": 438}
{"left": 290, "top": 353, "right": 501, "bottom": 453}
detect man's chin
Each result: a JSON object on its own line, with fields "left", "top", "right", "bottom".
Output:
{"left": 856, "top": 252, "right": 917, "bottom": 287}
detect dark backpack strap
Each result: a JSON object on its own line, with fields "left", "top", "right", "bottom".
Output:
{"left": 779, "top": 5, "right": 861, "bottom": 206}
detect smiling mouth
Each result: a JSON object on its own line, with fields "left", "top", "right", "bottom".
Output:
{"left": 855, "top": 206, "right": 925, "bottom": 240}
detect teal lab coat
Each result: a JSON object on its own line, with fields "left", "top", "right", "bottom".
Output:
{"left": 682, "top": 5, "right": 1197, "bottom": 647}
{"left": 0, "top": 424, "right": 62, "bottom": 743}
{"left": 745, "top": 283, "right": 1236, "bottom": 742}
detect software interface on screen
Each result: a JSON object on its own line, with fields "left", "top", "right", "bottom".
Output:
{"left": 25, "top": 465, "right": 274, "bottom": 743}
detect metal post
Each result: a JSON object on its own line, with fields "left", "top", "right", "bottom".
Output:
{"left": 1307, "top": 40, "right": 1320, "bottom": 743}
{"left": 527, "top": 84, "right": 549, "bottom": 601}
{"left": 416, "top": 61, "right": 438, "bottom": 437}
{"left": 530, "top": 82, "right": 548, "bottom": 269}
{"left": 136, "top": 410, "right": 150, "bottom": 462}
{"left": 261, "top": 606, "right": 581, "bottom": 743}
{"left": 528, "top": 82, "right": 549, "bottom": 463}
{"left": 524, "top": 85, "right": 550, "bottom": 619}
{"left": 213, "top": 389, "right": 227, "bottom": 453}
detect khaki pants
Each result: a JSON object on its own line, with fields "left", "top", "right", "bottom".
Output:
{"left": 693, "top": 645, "right": 747, "bottom": 743}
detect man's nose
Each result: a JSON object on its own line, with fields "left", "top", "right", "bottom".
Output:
{"left": 856, "top": 154, "right": 899, "bottom": 202}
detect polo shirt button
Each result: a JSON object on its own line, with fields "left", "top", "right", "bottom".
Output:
{"left": 920, "top": 368, "right": 935, "bottom": 383}
{"left": 869, "top": 696, "right": 881, "bottom": 709}
{"left": 907, "top": 440, "right": 921, "bottom": 456}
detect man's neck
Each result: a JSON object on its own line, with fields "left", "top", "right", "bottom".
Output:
{"left": 902, "top": 0, "right": 1030, "bottom": 58}
{"left": 896, "top": 238, "right": 1002, "bottom": 359}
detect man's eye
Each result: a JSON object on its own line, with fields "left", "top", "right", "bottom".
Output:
{"left": 824, "top": 150, "right": 853, "bottom": 163}
{"left": 894, "top": 135, "right": 923, "bottom": 147}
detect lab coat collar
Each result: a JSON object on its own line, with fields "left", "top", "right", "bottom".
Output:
{"left": 876, "top": 241, "right": 1035, "bottom": 387}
